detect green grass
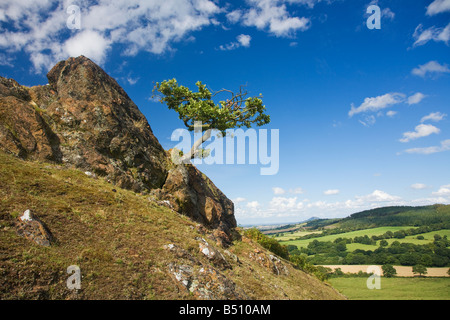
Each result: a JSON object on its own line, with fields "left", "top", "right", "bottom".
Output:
{"left": 328, "top": 277, "right": 450, "bottom": 300}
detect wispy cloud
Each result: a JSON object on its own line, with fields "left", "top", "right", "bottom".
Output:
{"left": 412, "top": 61, "right": 450, "bottom": 78}
{"left": 324, "top": 189, "right": 339, "bottom": 195}
{"left": 349, "top": 93, "right": 405, "bottom": 117}
{"left": 407, "top": 92, "right": 426, "bottom": 105}
{"left": 358, "top": 115, "right": 376, "bottom": 127}
{"left": 233, "top": 197, "right": 247, "bottom": 203}
{"left": 399, "top": 124, "right": 440, "bottom": 143}
{"left": 413, "top": 23, "right": 450, "bottom": 47}
{"left": 402, "top": 139, "right": 450, "bottom": 155}
{"left": 421, "top": 112, "right": 447, "bottom": 123}
{"left": 272, "top": 187, "right": 286, "bottom": 195}
{"left": 289, "top": 187, "right": 305, "bottom": 194}
{"left": 426, "top": 0, "right": 450, "bottom": 16}
{"left": 411, "top": 183, "right": 429, "bottom": 190}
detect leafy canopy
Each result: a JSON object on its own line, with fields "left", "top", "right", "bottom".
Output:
{"left": 153, "top": 79, "right": 270, "bottom": 135}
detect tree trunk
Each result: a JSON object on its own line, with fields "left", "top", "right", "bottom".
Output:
{"left": 180, "top": 129, "right": 212, "bottom": 163}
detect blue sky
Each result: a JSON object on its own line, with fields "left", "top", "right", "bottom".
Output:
{"left": 1, "top": 0, "right": 449, "bottom": 225}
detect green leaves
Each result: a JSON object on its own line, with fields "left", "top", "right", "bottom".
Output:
{"left": 153, "top": 79, "right": 270, "bottom": 135}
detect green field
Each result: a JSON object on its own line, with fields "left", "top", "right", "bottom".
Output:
{"left": 384, "top": 229, "right": 450, "bottom": 246}
{"left": 276, "top": 227, "right": 450, "bottom": 252}
{"left": 277, "top": 226, "right": 415, "bottom": 248}
{"left": 344, "top": 229, "right": 450, "bottom": 251}
{"left": 328, "top": 277, "right": 450, "bottom": 300}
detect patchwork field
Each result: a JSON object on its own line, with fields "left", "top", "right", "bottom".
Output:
{"left": 277, "top": 226, "right": 415, "bottom": 248}
{"left": 277, "top": 227, "right": 450, "bottom": 252}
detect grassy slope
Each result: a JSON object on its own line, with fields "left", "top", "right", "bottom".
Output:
{"left": 0, "top": 151, "right": 343, "bottom": 300}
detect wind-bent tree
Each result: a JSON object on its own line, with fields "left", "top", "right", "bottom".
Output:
{"left": 153, "top": 79, "right": 270, "bottom": 162}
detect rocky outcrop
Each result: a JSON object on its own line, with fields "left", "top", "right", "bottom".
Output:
{"left": 0, "top": 78, "right": 62, "bottom": 162}
{"left": 0, "top": 56, "right": 237, "bottom": 245}
{"left": 151, "top": 163, "right": 238, "bottom": 247}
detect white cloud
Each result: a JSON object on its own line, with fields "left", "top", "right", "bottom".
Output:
{"left": 219, "top": 34, "right": 252, "bottom": 51}
{"left": 246, "top": 200, "right": 261, "bottom": 209}
{"left": 324, "top": 189, "right": 339, "bottom": 195}
{"left": 289, "top": 187, "right": 304, "bottom": 194}
{"left": 411, "top": 196, "right": 450, "bottom": 205}
{"left": 269, "top": 196, "right": 300, "bottom": 210}
{"left": 411, "top": 183, "right": 428, "bottom": 190}
{"left": 421, "top": 112, "right": 447, "bottom": 123}
{"left": 403, "top": 139, "right": 450, "bottom": 155}
{"left": 305, "top": 190, "right": 403, "bottom": 213}
{"left": 0, "top": 53, "right": 14, "bottom": 67}
{"left": 356, "top": 190, "right": 401, "bottom": 202}
{"left": 63, "top": 30, "right": 111, "bottom": 65}
{"left": 426, "top": 0, "right": 450, "bottom": 16}
{"left": 411, "top": 61, "right": 450, "bottom": 78}
{"left": 226, "top": 10, "right": 242, "bottom": 23}
{"left": 126, "top": 76, "right": 139, "bottom": 85}
{"left": 0, "top": 0, "right": 222, "bottom": 72}
{"left": 286, "top": 0, "right": 328, "bottom": 9}
{"left": 433, "top": 184, "right": 450, "bottom": 196}
{"left": 358, "top": 115, "right": 376, "bottom": 127}
{"left": 272, "top": 187, "right": 286, "bottom": 195}
{"left": 381, "top": 8, "right": 395, "bottom": 20}
{"left": 413, "top": 23, "right": 450, "bottom": 47}
{"left": 349, "top": 93, "right": 405, "bottom": 117}
{"left": 386, "top": 110, "right": 397, "bottom": 117}
{"left": 233, "top": 197, "right": 247, "bottom": 203}
{"left": 230, "top": 0, "right": 311, "bottom": 37}
{"left": 237, "top": 34, "right": 252, "bottom": 47}
{"left": 407, "top": 92, "right": 426, "bottom": 105}
{"left": 399, "top": 124, "right": 440, "bottom": 143}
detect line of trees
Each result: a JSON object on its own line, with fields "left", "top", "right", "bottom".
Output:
{"left": 288, "top": 223, "right": 449, "bottom": 242}
{"left": 287, "top": 234, "right": 450, "bottom": 267}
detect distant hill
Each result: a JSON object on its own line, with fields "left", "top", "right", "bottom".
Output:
{"left": 304, "top": 217, "right": 321, "bottom": 223}
{"left": 256, "top": 217, "right": 322, "bottom": 235}
{"left": 305, "top": 205, "right": 450, "bottom": 230}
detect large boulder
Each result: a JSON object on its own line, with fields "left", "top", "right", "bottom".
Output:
{"left": 0, "top": 56, "right": 238, "bottom": 245}
{"left": 150, "top": 163, "right": 237, "bottom": 246}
